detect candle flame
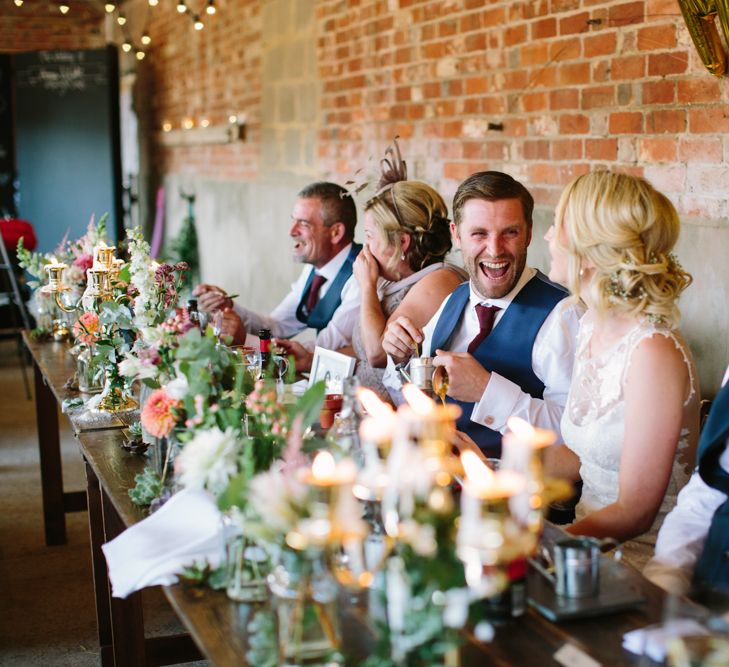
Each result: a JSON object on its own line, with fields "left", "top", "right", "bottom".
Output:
{"left": 357, "top": 387, "right": 394, "bottom": 418}
{"left": 402, "top": 383, "right": 435, "bottom": 415}
{"left": 506, "top": 416, "right": 556, "bottom": 449}
{"left": 461, "top": 450, "right": 495, "bottom": 487}
{"left": 311, "top": 450, "right": 336, "bottom": 481}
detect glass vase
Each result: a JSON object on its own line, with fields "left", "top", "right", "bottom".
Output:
{"left": 76, "top": 343, "right": 103, "bottom": 394}
{"left": 223, "top": 508, "right": 270, "bottom": 602}
{"left": 268, "top": 549, "right": 342, "bottom": 666}
{"left": 151, "top": 431, "right": 180, "bottom": 484}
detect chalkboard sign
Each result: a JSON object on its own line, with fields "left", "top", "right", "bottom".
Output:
{"left": 14, "top": 47, "right": 122, "bottom": 253}
{"left": 0, "top": 55, "right": 15, "bottom": 217}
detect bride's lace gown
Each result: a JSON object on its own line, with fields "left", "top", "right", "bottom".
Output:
{"left": 560, "top": 314, "right": 700, "bottom": 569}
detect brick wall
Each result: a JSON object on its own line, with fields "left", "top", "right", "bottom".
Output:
{"left": 142, "top": 0, "right": 262, "bottom": 181}
{"left": 0, "top": 2, "right": 105, "bottom": 52}
{"left": 315, "top": 0, "right": 729, "bottom": 220}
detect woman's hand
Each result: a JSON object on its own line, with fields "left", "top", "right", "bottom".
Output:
{"left": 352, "top": 244, "right": 380, "bottom": 290}
{"left": 382, "top": 315, "right": 423, "bottom": 365}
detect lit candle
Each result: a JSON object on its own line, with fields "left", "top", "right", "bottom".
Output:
{"left": 460, "top": 450, "right": 525, "bottom": 501}
{"left": 505, "top": 416, "right": 556, "bottom": 449}
{"left": 302, "top": 450, "right": 356, "bottom": 487}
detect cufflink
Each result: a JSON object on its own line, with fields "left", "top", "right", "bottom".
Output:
{"left": 484, "top": 416, "right": 494, "bottom": 426}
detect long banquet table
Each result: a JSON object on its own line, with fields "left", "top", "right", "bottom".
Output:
{"left": 24, "top": 333, "right": 669, "bottom": 666}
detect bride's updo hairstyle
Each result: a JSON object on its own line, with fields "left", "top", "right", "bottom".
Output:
{"left": 366, "top": 181, "right": 452, "bottom": 275}
{"left": 554, "top": 170, "right": 692, "bottom": 327}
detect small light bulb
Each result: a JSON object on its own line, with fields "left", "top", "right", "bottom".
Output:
{"left": 59, "top": 3, "right": 70, "bottom": 14}
{"left": 117, "top": 14, "right": 126, "bottom": 25}
{"left": 104, "top": 2, "right": 115, "bottom": 12}
{"left": 148, "top": 0, "right": 158, "bottom": 5}
{"left": 182, "top": 118, "right": 194, "bottom": 130}
{"left": 141, "top": 33, "right": 151, "bottom": 45}
{"left": 136, "top": 51, "right": 145, "bottom": 61}
{"left": 200, "top": 118, "right": 210, "bottom": 128}
{"left": 228, "top": 114, "right": 237, "bottom": 124}
{"left": 193, "top": 15, "right": 204, "bottom": 30}
{"left": 176, "top": 1, "right": 186, "bottom": 13}
{"left": 122, "top": 42, "right": 132, "bottom": 53}
{"left": 14, "top": 0, "right": 24, "bottom": 7}
{"left": 206, "top": 0, "right": 216, "bottom": 15}
{"left": 162, "top": 121, "right": 172, "bottom": 132}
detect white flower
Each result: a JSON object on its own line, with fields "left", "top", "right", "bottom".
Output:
{"left": 176, "top": 427, "right": 239, "bottom": 495}
{"left": 165, "top": 372, "right": 189, "bottom": 400}
{"left": 118, "top": 356, "right": 158, "bottom": 381}
{"left": 248, "top": 465, "right": 308, "bottom": 535}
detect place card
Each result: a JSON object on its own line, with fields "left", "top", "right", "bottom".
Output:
{"left": 554, "top": 643, "right": 601, "bottom": 667}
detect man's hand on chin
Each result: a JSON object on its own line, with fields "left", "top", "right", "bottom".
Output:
{"left": 275, "top": 339, "right": 314, "bottom": 374}
{"left": 433, "top": 350, "right": 491, "bottom": 402}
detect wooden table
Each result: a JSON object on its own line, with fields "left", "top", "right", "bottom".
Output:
{"left": 23, "top": 332, "right": 138, "bottom": 545}
{"left": 79, "top": 427, "right": 668, "bottom": 666}
{"left": 27, "top": 333, "right": 668, "bottom": 666}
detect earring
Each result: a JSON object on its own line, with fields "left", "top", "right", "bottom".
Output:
{"left": 401, "top": 253, "right": 406, "bottom": 261}
{"left": 579, "top": 267, "right": 586, "bottom": 278}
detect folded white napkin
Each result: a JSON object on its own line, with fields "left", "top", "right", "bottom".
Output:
{"left": 622, "top": 619, "right": 707, "bottom": 662}
{"left": 102, "top": 488, "right": 224, "bottom": 598}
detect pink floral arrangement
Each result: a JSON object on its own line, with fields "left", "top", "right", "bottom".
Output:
{"left": 141, "top": 388, "right": 182, "bottom": 439}
{"left": 246, "top": 380, "right": 288, "bottom": 438}
{"left": 72, "top": 253, "right": 94, "bottom": 272}
{"left": 72, "top": 311, "right": 100, "bottom": 344}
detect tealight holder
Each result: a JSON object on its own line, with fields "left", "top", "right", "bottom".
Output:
{"left": 457, "top": 451, "right": 534, "bottom": 598}
{"left": 93, "top": 243, "right": 116, "bottom": 270}
{"left": 86, "top": 267, "right": 113, "bottom": 299}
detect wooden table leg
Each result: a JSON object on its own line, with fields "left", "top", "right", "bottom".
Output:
{"left": 34, "top": 361, "right": 66, "bottom": 545}
{"left": 85, "top": 461, "right": 114, "bottom": 666}
{"left": 101, "top": 488, "right": 147, "bottom": 666}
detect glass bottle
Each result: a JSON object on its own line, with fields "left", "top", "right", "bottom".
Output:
{"left": 259, "top": 328, "right": 272, "bottom": 378}
{"left": 187, "top": 298, "right": 202, "bottom": 331}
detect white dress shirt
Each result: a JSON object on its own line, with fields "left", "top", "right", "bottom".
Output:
{"left": 234, "top": 244, "right": 361, "bottom": 351}
{"left": 384, "top": 267, "right": 583, "bottom": 440}
{"left": 643, "top": 367, "right": 729, "bottom": 596}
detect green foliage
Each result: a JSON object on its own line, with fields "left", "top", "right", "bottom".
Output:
{"left": 245, "top": 610, "right": 278, "bottom": 667}
{"left": 16, "top": 237, "right": 49, "bottom": 287}
{"left": 62, "top": 397, "right": 85, "bottom": 411}
{"left": 128, "top": 422, "right": 142, "bottom": 438}
{"left": 128, "top": 467, "right": 163, "bottom": 507}
{"left": 179, "top": 560, "right": 227, "bottom": 591}
{"left": 168, "top": 213, "right": 200, "bottom": 282}
{"left": 288, "top": 380, "right": 326, "bottom": 431}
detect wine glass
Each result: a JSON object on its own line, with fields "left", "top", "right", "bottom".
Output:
{"left": 240, "top": 347, "right": 262, "bottom": 382}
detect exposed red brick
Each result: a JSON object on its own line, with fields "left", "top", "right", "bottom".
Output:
{"left": 646, "top": 109, "right": 686, "bottom": 133}
{"left": 586, "top": 138, "right": 618, "bottom": 161}
{"left": 642, "top": 80, "right": 675, "bottom": 105}
{"left": 637, "top": 24, "right": 676, "bottom": 51}
{"left": 677, "top": 79, "right": 722, "bottom": 105}
{"left": 584, "top": 32, "right": 617, "bottom": 57}
{"left": 611, "top": 55, "right": 646, "bottom": 80}
{"left": 559, "top": 11, "right": 590, "bottom": 35}
{"left": 552, "top": 139, "right": 583, "bottom": 160}
{"left": 550, "top": 89, "right": 580, "bottom": 110}
{"left": 609, "top": 111, "right": 644, "bottom": 133}
{"left": 679, "top": 138, "right": 723, "bottom": 163}
{"left": 638, "top": 137, "right": 677, "bottom": 162}
{"left": 532, "top": 18, "right": 557, "bottom": 39}
{"left": 648, "top": 51, "right": 688, "bottom": 76}
{"left": 608, "top": 1, "right": 645, "bottom": 25}
{"left": 688, "top": 107, "right": 729, "bottom": 133}
{"left": 560, "top": 114, "right": 590, "bottom": 133}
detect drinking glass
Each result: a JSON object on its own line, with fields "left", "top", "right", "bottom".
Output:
{"left": 241, "top": 347, "right": 262, "bottom": 382}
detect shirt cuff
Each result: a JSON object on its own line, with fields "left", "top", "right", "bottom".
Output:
{"left": 470, "top": 372, "right": 521, "bottom": 433}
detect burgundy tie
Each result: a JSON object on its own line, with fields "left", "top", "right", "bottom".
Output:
{"left": 467, "top": 304, "right": 500, "bottom": 354}
{"left": 305, "top": 273, "right": 327, "bottom": 313}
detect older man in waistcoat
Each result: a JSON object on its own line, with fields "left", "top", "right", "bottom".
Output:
{"left": 195, "top": 182, "right": 361, "bottom": 370}
{"left": 383, "top": 171, "right": 582, "bottom": 458}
